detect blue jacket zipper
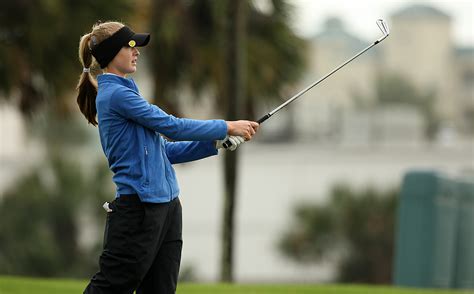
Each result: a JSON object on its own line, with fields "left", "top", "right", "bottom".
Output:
{"left": 144, "top": 146, "right": 149, "bottom": 186}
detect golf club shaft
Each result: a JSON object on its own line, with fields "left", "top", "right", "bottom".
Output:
{"left": 257, "top": 39, "right": 383, "bottom": 124}
{"left": 223, "top": 20, "right": 389, "bottom": 148}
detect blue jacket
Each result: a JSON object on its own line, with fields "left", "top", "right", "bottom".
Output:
{"left": 96, "top": 74, "right": 227, "bottom": 203}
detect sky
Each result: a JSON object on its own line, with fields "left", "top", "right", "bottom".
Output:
{"left": 287, "top": 0, "right": 474, "bottom": 47}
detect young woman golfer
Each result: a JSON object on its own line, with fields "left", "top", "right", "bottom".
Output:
{"left": 76, "top": 21, "right": 258, "bottom": 294}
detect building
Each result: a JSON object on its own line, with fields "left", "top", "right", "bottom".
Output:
{"left": 293, "top": 17, "right": 378, "bottom": 143}
{"left": 291, "top": 4, "right": 474, "bottom": 144}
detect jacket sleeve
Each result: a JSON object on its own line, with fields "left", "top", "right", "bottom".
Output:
{"left": 110, "top": 87, "right": 227, "bottom": 141}
{"left": 164, "top": 140, "right": 219, "bottom": 164}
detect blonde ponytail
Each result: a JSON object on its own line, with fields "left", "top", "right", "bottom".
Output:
{"left": 76, "top": 21, "right": 124, "bottom": 126}
{"left": 76, "top": 32, "right": 98, "bottom": 126}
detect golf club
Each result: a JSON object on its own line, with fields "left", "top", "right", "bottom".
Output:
{"left": 223, "top": 19, "right": 390, "bottom": 149}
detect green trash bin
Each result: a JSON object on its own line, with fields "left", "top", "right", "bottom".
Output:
{"left": 394, "top": 170, "right": 459, "bottom": 288}
{"left": 453, "top": 177, "right": 474, "bottom": 289}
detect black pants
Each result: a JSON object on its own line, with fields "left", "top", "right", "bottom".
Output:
{"left": 84, "top": 195, "right": 182, "bottom": 294}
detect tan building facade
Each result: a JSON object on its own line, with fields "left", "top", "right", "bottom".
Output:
{"left": 292, "top": 4, "right": 473, "bottom": 143}
{"left": 384, "top": 5, "right": 457, "bottom": 122}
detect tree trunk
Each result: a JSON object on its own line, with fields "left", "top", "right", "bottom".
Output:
{"left": 220, "top": 0, "right": 246, "bottom": 283}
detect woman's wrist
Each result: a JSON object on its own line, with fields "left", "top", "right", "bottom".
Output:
{"left": 225, "top": 121, "right": 233, "bottom": 135}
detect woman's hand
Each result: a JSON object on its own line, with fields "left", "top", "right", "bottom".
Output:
{"left": 226, "top": 120, "right": 259, "bottom": 141}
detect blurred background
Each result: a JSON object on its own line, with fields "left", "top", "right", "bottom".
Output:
{"left": 0, "top": 0, "right": 473, "bottom": 289}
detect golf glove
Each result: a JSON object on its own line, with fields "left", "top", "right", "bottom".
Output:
{"left": 216, "top": 135, "right": 245, "bottom": 151}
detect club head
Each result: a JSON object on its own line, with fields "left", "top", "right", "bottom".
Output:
{"left": 376, "top": 19, "right": 390, "bottom": 37}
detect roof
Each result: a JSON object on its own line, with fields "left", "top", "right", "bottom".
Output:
{"left": 392, "top": 4, "right": 450, "bottom": 20}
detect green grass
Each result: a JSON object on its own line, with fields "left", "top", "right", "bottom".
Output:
{"left": 0, "top": 276, "right": 472, "bottom": 294}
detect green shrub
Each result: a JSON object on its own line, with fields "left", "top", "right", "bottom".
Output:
{"left": 279, "top": 183, "right": 398, "bottom": 284}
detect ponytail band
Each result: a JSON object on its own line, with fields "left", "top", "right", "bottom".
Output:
{"left": 83, "top": 68, "right": 90, "bottom": 73}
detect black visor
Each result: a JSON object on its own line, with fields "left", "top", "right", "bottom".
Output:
{"left": 91, "top": 26, "right": 150, "bottom": 68}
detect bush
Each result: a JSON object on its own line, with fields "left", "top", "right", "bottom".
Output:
{"left": 279, "top": 183, "right": 398, "bottom": 284}
{"left": 0, "top": 155, "right": 112, "bottom": 278}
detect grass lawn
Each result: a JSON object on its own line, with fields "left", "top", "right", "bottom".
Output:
{"left": 0, "top": 276, "right": 472, "bottom": 294}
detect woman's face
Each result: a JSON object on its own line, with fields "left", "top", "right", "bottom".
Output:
{"left": 106, "top": 46, "right": 140, "bottom": 77}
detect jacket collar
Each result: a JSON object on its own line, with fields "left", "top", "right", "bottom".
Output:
{"left": 97, "top": 74, "right": 137, "bottom": 91}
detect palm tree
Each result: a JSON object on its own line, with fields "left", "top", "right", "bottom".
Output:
{"left": 148, "top": 0, "right": 306, "bottom": 117}
{"left": 0, "top": 1, "right": 133, "bottom": 117}
{"left": 219, "top": 0, "right": 247, "bottom": 282}
{"left": 0, "top": 2, "right": 135, "bottom": 278}
{"left": 146, "top": 0, "right": 307, "bottom": 281}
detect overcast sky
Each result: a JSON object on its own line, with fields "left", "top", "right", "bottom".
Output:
{"left": 287, "top": 0, "right": 473, "bottom": 47}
